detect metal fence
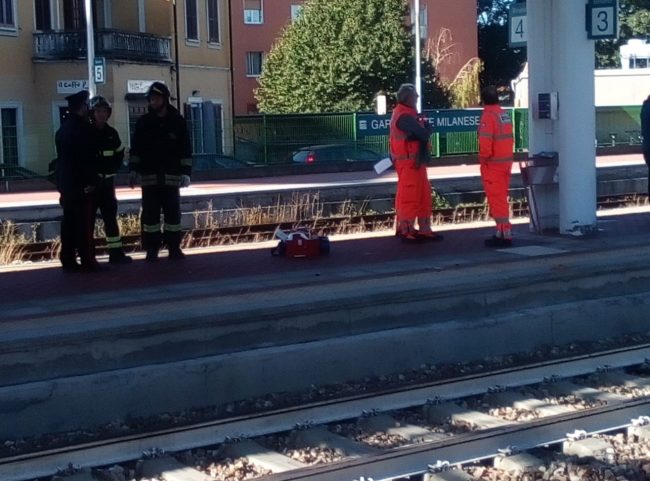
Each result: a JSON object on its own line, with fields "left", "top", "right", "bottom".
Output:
{"left": 233, "top": 106, "right": 642, "bottom": 165}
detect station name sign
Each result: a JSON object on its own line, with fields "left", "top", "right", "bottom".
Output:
{"left": 357, "top": 110, "right": 484, "bottom": 137}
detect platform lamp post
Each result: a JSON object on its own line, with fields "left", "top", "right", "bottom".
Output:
{"left": 171, "top": 0, "right": 181, "bottom": 109}
{"left": 414, "top": 0, "right": 422, "bottom": 113}
{"left": 84, "top": 0, "right": 96, "bottom": 97}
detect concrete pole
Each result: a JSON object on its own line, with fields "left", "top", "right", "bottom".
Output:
{"left": 526, "top": 0, "right": 597, "bottom": 235}
{"left": 526, "top": 0, "right": 553, "bottom": 155}
{"left": 414, "top": 0, "right": 422, "bottom": 112}
{"left": 554, "top": 0, "right": 597, "bottom": 234}
{"left": 85, "top": 0, "right": 96, "bottom": 97}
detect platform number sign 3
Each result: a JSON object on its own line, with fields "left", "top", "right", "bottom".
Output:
{"left": 587, "top": 0, "right": 618, "bottom": 40}
{"left": 508, "top": 3, "right": 527, "bottom": 48}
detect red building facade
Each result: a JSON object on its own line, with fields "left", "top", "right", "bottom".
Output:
{"left": 229, "top": 0, "right": 478, "bottom": 115}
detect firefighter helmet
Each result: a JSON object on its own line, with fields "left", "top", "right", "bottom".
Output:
{"left": 146, "top": 81, "right": 171, "bottom": 100}
{"left": 89, "top": 96, "right": 112, "bottom": 117}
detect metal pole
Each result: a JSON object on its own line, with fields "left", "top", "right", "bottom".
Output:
{"left": 85, "top": 0, "right": 96, "bottom": 96}
{"left": 414, "top": 0, "right": 421, "bottom": 113}
{"left": 173, "top": 0, "right": 181, "bottom": 109}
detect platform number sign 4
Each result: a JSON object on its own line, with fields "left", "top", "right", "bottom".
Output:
{"left": 587, "top": 0, "right": 618, "bottom": 40}
{"left": 509, "top": 3, "right": 527, "bottom": 48}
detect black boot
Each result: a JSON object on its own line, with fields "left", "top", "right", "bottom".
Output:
{"left": 168, "top": 246, "right": 186, "bottom": 260}
{"left": 143, "top": 231, "right": 162, "bottom": 262}
{"left": 164, "top": 230, "right": 186, "bottom": 260}
{"left": 484, "top": 235, "right": 513, "bottom": 247}
{"left": 109, "top": 248, "right": 133, "bottom": 264}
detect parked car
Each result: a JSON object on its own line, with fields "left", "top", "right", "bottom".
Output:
{"left": 291, "top": 144, "right": 385, "bottom": 164}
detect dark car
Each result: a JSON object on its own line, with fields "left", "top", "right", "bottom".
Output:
{"left": 291, "top": 144, "right": 385, "bottom": 164}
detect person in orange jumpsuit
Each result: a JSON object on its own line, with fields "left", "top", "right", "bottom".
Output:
{"left": 390, "top": 84, "right": 443, "bottom": 243}
{"left": 478, "top": 85, "right": 515, "bottom": 247}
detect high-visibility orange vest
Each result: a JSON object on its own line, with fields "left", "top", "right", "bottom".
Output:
{"left": 478, "top": 104, "right": 514, "bottom": 163}
{"left": 390, "top": 103, "right": 421, "bottom": 163}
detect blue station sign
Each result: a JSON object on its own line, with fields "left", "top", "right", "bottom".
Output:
{"left": 357, "top": 109, "right": 484, "bottom": 137}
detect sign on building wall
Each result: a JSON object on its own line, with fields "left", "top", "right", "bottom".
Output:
{"left": 127, "top": 80, "right": 163, "bottom": 94}
{"left": 357, "top": 110, "right": 483, "bottom": 137}
{"left": 57, "top": 80, "right": 90, "bottom": 94}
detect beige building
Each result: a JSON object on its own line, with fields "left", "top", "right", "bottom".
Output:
{"left": 0, "top": 0, "right": 232, "bottom": 176}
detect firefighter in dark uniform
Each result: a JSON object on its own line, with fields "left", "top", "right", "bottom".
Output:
{"left": 55, "top": 90, "right": 103, "bottom": 272}
{"left": 89, "top": 95, "right": 132, "bottom": 264}
{"left": 129, "top": 82, "right": 192, "bottom": 261}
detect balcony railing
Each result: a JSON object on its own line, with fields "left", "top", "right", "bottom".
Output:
{"left": 33, "top": 29, "right": 172, "bottom": 63}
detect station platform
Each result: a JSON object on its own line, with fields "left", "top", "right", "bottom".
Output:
{"left": 1, "top": 155, "right": 649, "bottom": 440}
{"left": 2, "top": 204, "right": 650, "bottom": 439}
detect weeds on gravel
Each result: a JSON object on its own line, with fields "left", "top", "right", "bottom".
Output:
{"left": 0, "top": 221, "right": 30, "bottom": 265}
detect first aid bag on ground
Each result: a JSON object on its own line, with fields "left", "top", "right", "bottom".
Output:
{"left": 271, "top": 227, "right": 330, "bottom": 258}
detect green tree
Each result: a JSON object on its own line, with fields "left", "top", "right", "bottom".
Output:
{"left": 256, "top": 0, "right": 448, "bottom": 113}
{"left": 479, "top": 0, "right": 650, "bottom": 74}
{"left": 477, "top": 0, "right": 526, "bottom": 89}
{"left": 596, "top": 0, "right": 650, "bottom": 68}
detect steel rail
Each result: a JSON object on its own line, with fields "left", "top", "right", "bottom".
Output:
{"left": 259, "top": 398, "right": 650, "bottom": 481}
{"left": 1, "top": 344, "right": 650, "bottom": 481}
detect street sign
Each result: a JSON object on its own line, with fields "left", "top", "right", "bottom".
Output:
{"left": 508, "top": 2, "right": 527, "bottom": 48}
{"left": 586, "top": 0, "right": 618, "bottom": 40}
{"left": 94, "top": 57, "right": 106, "bottom": 84}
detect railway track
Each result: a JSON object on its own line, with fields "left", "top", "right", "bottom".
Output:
{"left": 7, "top": 193, "right": 645, "bottom": 263}
{"left": 5, "top": 344, "right": 650, "bottom": 481}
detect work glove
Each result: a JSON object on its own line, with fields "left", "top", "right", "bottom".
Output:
{"left": 180, "top": 175, "right": 191, "bottom": 188}
{"left": 128, "top": 171, "right": 139, "bottom": 189}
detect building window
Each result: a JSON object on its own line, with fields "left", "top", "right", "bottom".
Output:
{"left": 629, "top": 57, "right": 649, "bottom": 69}
{"left": 0, "top": 108, "right": 19, "bottom": 167}
{"left": 34, "top": 0, "right": 52, "bottom": 30}
{"left": 207, "top": 0, "right": 219, "bottom": 43}
{"left": 290, "top": 4, "right": 302, "bottom": 23}
{"left": 185, "top": 0, "right": 198, "bottom": 41}
{"left": 63, "top": 0, "right": 84, "bottom": 29}
{"left": 243, "top": 0, "right": 262, "bottom": 24}
{"left": 185, "top": 102, "right": 223, "bottom": 169}
{"left": 0, "top": 0, "right": 15, "bottom": 29}
{"left": 246, "top": 51, "right": 263, "bottom": 76}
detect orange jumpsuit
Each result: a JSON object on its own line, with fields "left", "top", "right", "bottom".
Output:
{"left": 390, "top": 103, "right": 432, "bottom": 237}
{"left": 478, "top": 104, "right": 514, "bottom": 238}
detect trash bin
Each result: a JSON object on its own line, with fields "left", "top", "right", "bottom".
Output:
{"left": 519, "top": 152, "right": 559, "bottom": 233}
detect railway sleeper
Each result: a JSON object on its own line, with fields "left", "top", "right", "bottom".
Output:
{"left": 358, "top": 414, "right": 447, "bottom": 444}
{"left": 290, "top": 425, "right": 379, "bottom": 457}
{"left": 484, "top": 390, "right": 575, "bottom": 417}
{"left": 424, "top": 469, "right": 476, "bottom": 481}
{"left": 222, "top": 439, "right": 307, "bottom": 473}
{"left": 137, "top": 456, "right": 206, "bottom": 481}
{"left": 424, "top": 402, "right": 511, "bottom": 430}
{"left": 545, "top": 379, "right": 628, "bottom": 404}
{"left": 493, "top": 452, "right": 544, "bottom": 473}
{"left": 562, "top": 436, "right": 612, "bottom": 459}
